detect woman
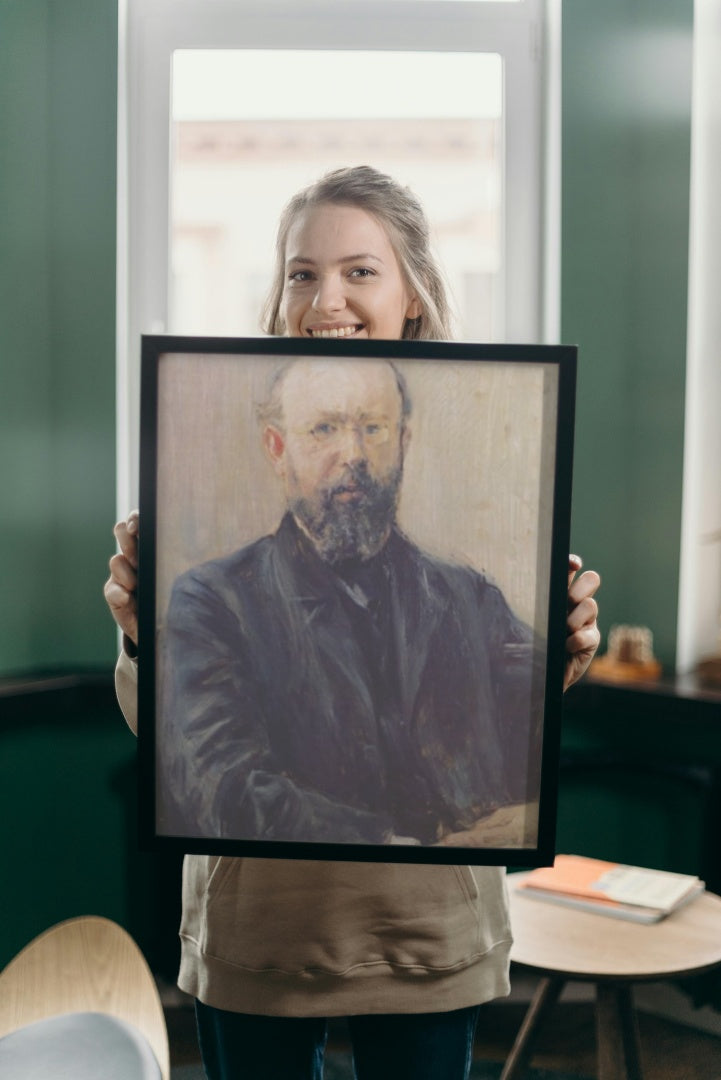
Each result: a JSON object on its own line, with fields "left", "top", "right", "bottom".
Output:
{"left": 106, "top": 166, "right": 601, "bottom": 1080}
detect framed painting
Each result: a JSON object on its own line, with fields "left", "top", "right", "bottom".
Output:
{"left": 137, "top": 336, "right": 576, "bottom": 865}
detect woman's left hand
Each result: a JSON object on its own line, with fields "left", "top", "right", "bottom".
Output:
{"left": 564, "top": 555, "right": 601, "bottom": 691}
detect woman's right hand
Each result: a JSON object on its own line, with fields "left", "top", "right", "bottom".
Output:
{"left": 103, "top": 510, "right": 139, "bottom": 646}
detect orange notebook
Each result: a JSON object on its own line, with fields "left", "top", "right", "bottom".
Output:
{"left": 516, "top": 854, "right": 704, "bottom": 923}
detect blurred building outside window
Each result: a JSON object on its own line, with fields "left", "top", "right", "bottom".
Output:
{"left": 169, "top": 50, "right": 503, "bottom": 341}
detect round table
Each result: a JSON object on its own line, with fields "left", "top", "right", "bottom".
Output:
{"left": 502, "top": 873, "right": 721, "bottom": 1080}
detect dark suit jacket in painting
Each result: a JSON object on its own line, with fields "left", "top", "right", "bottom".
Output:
{"left": 158, "top": 514, "right": 544, "bottom": 845}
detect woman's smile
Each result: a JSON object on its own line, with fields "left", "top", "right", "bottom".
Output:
{"left": 306, "top": 323, "right": 365, "bottom": 339}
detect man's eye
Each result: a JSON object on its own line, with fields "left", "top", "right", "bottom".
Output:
{"left": 310, "top": 422, "right": 336, "bottom": 438}
{"left": 364, "top": 423, "right": 388, "bottom": 440}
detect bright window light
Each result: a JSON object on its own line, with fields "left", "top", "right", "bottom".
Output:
{"left": 173, "top": 50, "right": 502, "bottom": 121}
{"left": 170, "top": 50, "right": 504, "bottom": 341}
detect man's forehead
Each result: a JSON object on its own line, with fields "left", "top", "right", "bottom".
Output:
{"left": 280, "top": 360, "right": 402, "bottom": 417}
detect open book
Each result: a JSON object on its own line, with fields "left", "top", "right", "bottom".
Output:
{"left": 515, "top": 854, "right": 705, "bottom": 923}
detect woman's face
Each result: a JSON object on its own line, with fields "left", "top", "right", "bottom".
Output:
{"left": 280, "top": 203, "right": 421, "bottom": 341}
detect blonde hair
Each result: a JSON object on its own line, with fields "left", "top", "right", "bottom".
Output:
{"left": 261, "top": 166, "right": 453, "bottom": 341}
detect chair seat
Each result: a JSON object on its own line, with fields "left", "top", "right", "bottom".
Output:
{"left": 0, "top": 1011, "right": 162, "bottom": 1079}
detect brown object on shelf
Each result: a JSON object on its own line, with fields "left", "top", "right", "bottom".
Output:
{"left": 591, "top": 655, "right": 663, "bottom": 683}
{"left": 696, "top": 654, "right": 721, "bottom": 689}
{"left": 590, "top": 624, "right": 662, "bottom": 684}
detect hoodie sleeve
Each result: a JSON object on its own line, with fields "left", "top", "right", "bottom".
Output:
{"left": 114, "top": 647, "right": 139, "bottom": 736}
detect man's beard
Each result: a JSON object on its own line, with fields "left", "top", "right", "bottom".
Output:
{"left": 289, "top": 462, "right": 403, "bottom": 564}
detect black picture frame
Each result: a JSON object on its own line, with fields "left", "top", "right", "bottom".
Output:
{"left": 138, "top": 335, "right": 576, "bottom": 866}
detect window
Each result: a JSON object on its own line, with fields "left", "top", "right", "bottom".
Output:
{"left": 169, "top": 49, "right": 503, "bottom": 340}
{"left": 118, "top": 0, "right": 557, "bottom": 509}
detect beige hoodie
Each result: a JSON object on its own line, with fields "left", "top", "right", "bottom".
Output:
{"left": 116, "top": 650, "right": 512, "bottom": 1016}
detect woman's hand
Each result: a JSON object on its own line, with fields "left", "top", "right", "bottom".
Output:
{"left": 103, "top": 510, "right": 139, "bottom": 646}
{"left": 564, "top": 554, "right": 600, "bottom": 691}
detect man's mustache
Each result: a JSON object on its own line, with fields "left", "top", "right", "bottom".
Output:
{"left": 324, "top": 464, "right": 376, "bottom": 502}
{"left": 289, "top": 459, "right": 403, "bottom": 564}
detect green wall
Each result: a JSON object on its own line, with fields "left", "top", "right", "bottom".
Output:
{"left": 0, "top": 0, "right": 118, "bottom": 676}
{"left": 562, "top": 0, "right": 693, "bottom": 670}
{"left": 0, "top": 0, "right": 131, "bottom": 967}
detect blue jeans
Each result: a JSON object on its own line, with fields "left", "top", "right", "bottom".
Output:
{"left": 195, "top": 1000, "right": 481, "bottom": 1080}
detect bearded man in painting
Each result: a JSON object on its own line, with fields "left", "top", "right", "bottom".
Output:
{"left": 158, "top": 357, "right": 542, "bottom": 849}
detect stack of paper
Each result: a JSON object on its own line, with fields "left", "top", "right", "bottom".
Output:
{"left": 516, "top": 854, "right": 705, "bottom": 923}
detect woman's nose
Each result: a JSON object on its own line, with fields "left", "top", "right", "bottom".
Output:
{"left": 312, "top": 274, "right": 345, "bottom": 314}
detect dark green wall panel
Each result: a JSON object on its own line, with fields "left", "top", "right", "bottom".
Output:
{"left": 0, "top": 683, "right": 183, "bottom": 975}
{"left": 0, "top": 0, "right": 118, "bottom": 675}
{"left": 0, "top": 699, "right": 132, "bottom": 966}
{"left": 0, "top": 3, "right": 54, "bottom": 669}
{"left": 562, "top": 1, "right": 693, "bottom": 669}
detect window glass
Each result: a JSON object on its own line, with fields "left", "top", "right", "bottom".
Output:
{"left": 170, "top": 50, "right": 503, "bottom": 340}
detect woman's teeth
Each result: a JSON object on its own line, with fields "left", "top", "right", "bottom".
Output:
{"left": 310, "top": 325, "right": 360, "bottom": 338}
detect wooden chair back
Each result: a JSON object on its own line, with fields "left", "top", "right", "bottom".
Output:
{"left": 0, "top": 915, "right": 169, "bottom": 1080}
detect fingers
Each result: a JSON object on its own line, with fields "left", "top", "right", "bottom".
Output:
{"left": 563, "top": 559, "right": 601, "bottom": 690}
{"left": 567, "top": 565, "right": 600, "bottom": 642}
{"left": 568, "top": 566, "right": 601, "bottom": 608}
{"left": 564, "top": 598, "right": 601, "bottom": 689}
{"left": 566, "top": 592, "right": 599, "bottom": 636}
{"left": 105, "top": 511, "right": 140, "bottom": 645}
{"left": 103, "top": 576, "right": 135, "bottom": 618}
{"left": 113, "top": 509, "right": 139, "bottom": 568}
{"left": 108, "top": 550, "right": 137, "bottom": 591}
{"left": 566, "top": 623, "right": 601, "bottom": 658}
{"left": 567, "top": 553, "right": 583, "bottom": 589}
{"left": 103, "top": 576, "right": 139, "bottom": 643}
{"left": 566, "top": 581, "right": 601, "bottom": 663}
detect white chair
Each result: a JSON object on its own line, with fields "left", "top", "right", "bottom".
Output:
{"left": 0, "top": 915, "right": 170, "bottom": 1079}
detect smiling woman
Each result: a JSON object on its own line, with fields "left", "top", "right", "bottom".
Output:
{"left": 282, "top": 205, "right": 421, "bottom": 340}
{"left": 263, "top": 167, "right": 450, "bottom": 341}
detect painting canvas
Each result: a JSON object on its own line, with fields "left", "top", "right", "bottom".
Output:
{"left": 137, "top": 336, "right": 576, "bottom": 865}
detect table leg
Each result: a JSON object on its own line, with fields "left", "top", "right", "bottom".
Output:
{"left": 500, "top": 976, "right": 565, "bottom": 1080}
{"left": 596, "top": 982, "right": 643, "bottom": 1080}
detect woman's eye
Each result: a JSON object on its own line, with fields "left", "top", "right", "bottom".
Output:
{"left": 289, "top": 270, "right": 313, "bottom": 283}
{"left": 349, "top": 267, "right": 375, "bottom": 279}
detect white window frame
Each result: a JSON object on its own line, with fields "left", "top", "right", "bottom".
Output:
{"left": 116, "top": 0, "right": 559, "bottom": 511}
{"left": 677, "top": 0, "right": 721, "bottom": 674}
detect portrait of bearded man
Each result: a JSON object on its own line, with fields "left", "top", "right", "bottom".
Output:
{"left": 157, "top": 356, "right": 544, "bottom": 851}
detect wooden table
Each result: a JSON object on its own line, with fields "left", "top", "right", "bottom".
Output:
{"left": 503, "top": 874, "right": 721, "bottom": 1080}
